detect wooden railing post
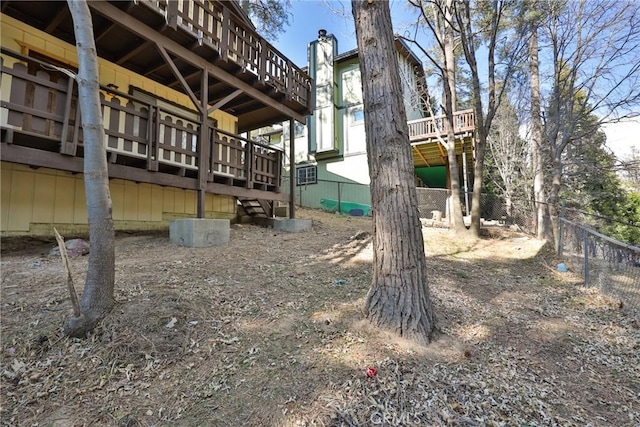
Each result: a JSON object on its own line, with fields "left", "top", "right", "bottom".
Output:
{"left": 259, "top": 38, "right": 267, "bottom": 83}
{"left": 245, "top": 140, "right": 254, "bottom": 189}
{"left": 219, "top": 6, "right": 230, "bottom": 62}
{"left": 147, "top": 105, "right": 159, "bottom": 171}
{"left": 286, "top": 60, "right": 293, "bottom": 101}
{"left": 206, "top": 124, "right": 214, "bottom": 181}
{"left": 166, "top": 0, "right": 178, "bottom": 29}
{"left": 68, "top": 100, "right": 81, "bottom": 156}
{"left": 274, "top": 150, "right": 282, "bottom": 192}
{"left": 59, "top": 77, "right": 75, "bottom": 155}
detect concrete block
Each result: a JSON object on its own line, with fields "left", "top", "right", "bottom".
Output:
{"left": 273, "top": 218, "right": 312, "bottom": 232}
{"left": 252, "top": 217, "right": 312, "bottom": 232}
{"left": 170, "top": 218, "right": 230, "bottom": 247}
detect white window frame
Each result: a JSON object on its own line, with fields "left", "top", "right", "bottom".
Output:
{"left": 296, "top": 165, "right": 317, "bottom": 186}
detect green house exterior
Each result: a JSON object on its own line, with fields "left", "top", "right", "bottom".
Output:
{"left": 285, "top": 30, "right": 429, "bottom": 213}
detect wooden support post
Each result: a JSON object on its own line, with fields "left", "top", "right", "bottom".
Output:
{"left": 461, "top": 138, "right": 470, "bottom": 214}
{"left": 197, "top": 70, "right": 208, "bottom": 218}
{"left": 274, "top": 150, "right": 282, "bottom": 192}
{"left": 289, "top": 118, "right": 296, "bottom": 219}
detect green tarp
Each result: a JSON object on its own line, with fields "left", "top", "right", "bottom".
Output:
{"left": 414, "top": 166, "right": 447, "bottom": 188}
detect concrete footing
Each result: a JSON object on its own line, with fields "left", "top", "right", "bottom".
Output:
{"left": 252, "top": 217, "right": 312, "bottom": 232}
{"left": 169, "top": 218, "right": 230, "bottom": 247}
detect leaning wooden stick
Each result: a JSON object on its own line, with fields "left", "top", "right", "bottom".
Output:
{"left": 54, "top": 228, "right": 81, "bottom": 317}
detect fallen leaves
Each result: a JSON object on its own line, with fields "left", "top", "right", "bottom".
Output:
{"left": 0, "top": 209, "right": 638, "bottom": 426}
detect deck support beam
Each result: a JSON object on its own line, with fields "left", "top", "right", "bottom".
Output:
{"left": 88, "top": 1, "right": 306, "bottom": 125}
{"left": 289, "top": 118, "right": 296, "bottom": 219}
{"left": 156, "top": 44, "right": 203, "bottom": 114}
{"left": 208, "top": 89, "right": 242, "bottom": 115}
{"left": 412, "top": 145, "right": 430, "bottom": 167}
{"left": 198, "top": 70, "right": 209, "bottom": 218}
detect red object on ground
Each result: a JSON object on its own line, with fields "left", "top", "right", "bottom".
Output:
{"left": 365, "top": 366, "right": 377, "bottom": 377}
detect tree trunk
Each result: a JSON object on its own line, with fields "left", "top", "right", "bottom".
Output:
{"left": 456, "top": 0, "right": 487, "bottom": 238}
{"left": 64, "top": 0, "right": 116, "bottom": 338}
{"left": 352, "top": 0, "right": 436, "bottom": 346}
{"left": 529, "top": 22, "right": 550, "bottom": 240}
{"left": 442, "top": 0, "right": 466, "bottom": 233}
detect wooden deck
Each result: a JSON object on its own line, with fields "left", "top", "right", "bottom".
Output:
{"left": 147, "top": 0, "right": 312, "bottom": 109}
{"left": 408, "top": 110, "right": 475, "bottom": 143}
{"left": 0, "top": 49, "right": 287, "bottom": 202}
{"left": 408, "top": 110, "right": 475, "bottom": 168}
{"left": 0, "top": 0, "right": 312, "bottom": 132}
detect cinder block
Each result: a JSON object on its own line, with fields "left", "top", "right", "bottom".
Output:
{"left": 170, "top": 218, "right": 230, "bottom": 247}
{"left": 273, "top": 218, "right": 312, "bottom": 233}
{"left": 273, "top": 205, "right": 289, "bottom": 217}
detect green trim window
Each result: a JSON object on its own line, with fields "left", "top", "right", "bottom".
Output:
{"left": 296, "top": 165, "right": 317, "bottom": 186}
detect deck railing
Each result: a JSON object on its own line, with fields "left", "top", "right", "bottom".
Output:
{"left": 0, "top": 48, "right": 282, "bottom": 190}
{"left": 136, "top": 0, "right": 311, "bottom": 106}
{"left": 408, "top": 109, "right": 475, "bottom": 142}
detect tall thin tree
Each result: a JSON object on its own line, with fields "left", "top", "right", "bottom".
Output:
{"left": 405, "top": 0, "right": 467, "bottom": 234}
{"left": 352, "top": 0, "right": 436, "bottom": 345}
{"left": 64, "top": 0, "right": 116, "bottom": 337}
{"left": 454, "top": 0, "right": 524, "bottom": 237}
{"left": 527, "top": 12, "right": 551, "bottom": 239}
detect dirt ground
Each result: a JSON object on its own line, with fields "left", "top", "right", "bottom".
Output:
{"left": 1, "top": 208, "right": 638, "bottom": 426}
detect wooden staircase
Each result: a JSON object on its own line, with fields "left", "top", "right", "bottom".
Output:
{"left": 238, "top": 198, "right": 273, "bottom": 218}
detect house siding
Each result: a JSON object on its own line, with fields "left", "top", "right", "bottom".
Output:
{"left": 1, "top": 16, "right": 238, "bottom": 236}
{"left": 294, "top": 34, "right": 426, "bottom": 212}
{"left": 0, "top": 162, "right": 236, "bottom": 236}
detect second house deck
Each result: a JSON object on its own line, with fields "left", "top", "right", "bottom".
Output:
{"left": 408, "top": 110, "right": 475, "bottom": 168}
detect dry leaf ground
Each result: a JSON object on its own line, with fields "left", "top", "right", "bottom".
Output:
{"left": 1, "top": 208, "right": 638, "bottom": 426}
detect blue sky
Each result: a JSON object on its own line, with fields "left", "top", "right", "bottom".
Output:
{"left": 268, "top": 1, "right": 639, "bottom": 159}
{"left": 272, "top": 0, "right": 418, "bottom": 67}
{"left": 271, "top": 1, "right": 355, "bottom": 67}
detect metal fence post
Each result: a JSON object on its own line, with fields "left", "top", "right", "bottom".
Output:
{"left": 558, "top": 200, "right": 566, "bottom": 256}
{"left": 583, "top": 230, "right": 589, "bottom": 287}
{"left": 337, "top": 181, "right": 341, "bottom": 214}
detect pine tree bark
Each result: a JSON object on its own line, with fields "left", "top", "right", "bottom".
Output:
{"left": 529, "top": 21, "right": 550, "bottom": 240}
{"left": 64, "top": 0, "right": 116, "bottom": 337}
{"left": 352, "top": 0, "right": 436, "bottom": 345}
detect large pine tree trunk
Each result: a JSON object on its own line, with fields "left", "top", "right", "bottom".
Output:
{"left": 529, "top": 24, "right": 552, "bottom": 240}
{"left": 64, "top": 0, "right": 116, "bottom": 337}
{"left": 352, "top": 0, "right": 436, "bottom": 346}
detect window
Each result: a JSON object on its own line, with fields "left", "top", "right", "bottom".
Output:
{"left": 296, "top": 165, "right": 317, "bottom": 185}
{"left": 294, "top": 122, "right": 306, "bottom": 137}
{"left": 345, "top": 106, "right": 366, "bottom": 154}
{"left": 352, "top": 108, "right": 364, "bottom": 123}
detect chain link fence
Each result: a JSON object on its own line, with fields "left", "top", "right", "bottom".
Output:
{"left": 415, "top": 188, "right": 534, "bottom": 232}
{"left": 558, "top": 213, "right": 640, "bottom": 316}
{"left": 416, "top": 188, "right": 450, "bottom": 224}
{"left": 415, "top": 189, "right": 640, "bottom": 314}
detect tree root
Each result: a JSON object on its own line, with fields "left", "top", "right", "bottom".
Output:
{"left": 63, "top": 313, "right": 101, "bottom": 338}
